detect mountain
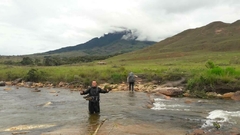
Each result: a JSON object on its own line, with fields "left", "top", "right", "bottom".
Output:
{"left": 42, "top": 30, "right": 156, "bottom": 56}
{"left": 113, "top": 20, "right": 240, "bottom": 61}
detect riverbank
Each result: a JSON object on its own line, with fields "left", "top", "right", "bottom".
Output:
{"left": 1, "top": 77, "right": 240, "bottom": 102}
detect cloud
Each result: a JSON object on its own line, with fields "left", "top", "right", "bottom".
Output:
{"left": 0, "top": 0, "right": 240, "bottom": 55}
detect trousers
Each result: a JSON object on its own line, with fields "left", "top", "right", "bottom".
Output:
{"left": 129, "top": 82, "right": 134, "bottom": 91}
{"left": 88, "top": 101, "right": 100, "bottom": 114}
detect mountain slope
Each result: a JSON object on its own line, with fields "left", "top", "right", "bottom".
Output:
{"left": 42, "top": 30, "right": 156, "bottom": 56}
{"left": 112, "top": 20, "right": 240, "bottom": 61}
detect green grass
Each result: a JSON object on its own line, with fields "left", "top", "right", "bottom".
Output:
{"left": 1, "top": 51, "right": 240, "bottom": 95}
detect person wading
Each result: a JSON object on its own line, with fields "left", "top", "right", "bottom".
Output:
{"left": 127, "top": 72, "right": 137, "bottom": 92}
{"left": 80, "top": 81, "right": 109, "bottom": 114}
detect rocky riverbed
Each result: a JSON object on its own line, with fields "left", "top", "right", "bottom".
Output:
{"left": 1, "top": 85, "right": 240, "bottom": 135}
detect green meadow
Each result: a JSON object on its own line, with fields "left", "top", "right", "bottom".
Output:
{"left": 1, "top": 51, "right": 240, "bottom": 96}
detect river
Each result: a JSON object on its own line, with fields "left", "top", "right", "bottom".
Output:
{"left": 0, "top": 87, "right": 240, "bottom": 135}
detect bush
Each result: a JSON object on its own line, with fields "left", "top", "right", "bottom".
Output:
{"left": 21, "top": 57, "right": 34, "bottom": 65}
{"left": 205, "top": 61, "right": 216, "bottom": 69}
{"left": 25, "top": 68, "right": 47, "bottom": 82}
{"left": 187, "top": 61, "right": 240, "bottom": 93}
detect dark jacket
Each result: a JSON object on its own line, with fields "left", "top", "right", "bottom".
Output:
{"left": 81, "top": 87, "right": 108, "bottom": 102}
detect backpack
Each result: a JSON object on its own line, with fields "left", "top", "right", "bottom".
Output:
{"left": 128, "top": 73, "right": 135, "bottom": 82}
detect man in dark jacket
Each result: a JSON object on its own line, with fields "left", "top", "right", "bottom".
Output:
{"left": 80, "top": 81, "right": 109, "bottom": 114}
{"left": 127, "top": 72, "right": 137, "bottom": 92}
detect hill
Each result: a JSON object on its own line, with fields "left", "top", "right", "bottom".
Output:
{"left": 111, "top": 20, "right": 240, "bottom": 61}
{"left": 41, "top": 30, "right": 156, "bottom": 56}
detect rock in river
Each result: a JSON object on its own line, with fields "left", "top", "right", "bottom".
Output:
{"left": 0, "top": 81, "right": 6, "bottom": 86}
{"left": 153, "top": 87, "right": 183, "bottom": 97}
{"left": 222, "top": 92, "right": 234, "bottom": 99}
{"left": 231, "top": 91, "right": 240, "bottom": 101}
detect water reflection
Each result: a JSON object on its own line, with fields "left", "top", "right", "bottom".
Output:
{"left": 128, "top": 91, "right": 136, "bottom": 106}
{"left": 87, "top": 114, "right": 100, "bottom": 134}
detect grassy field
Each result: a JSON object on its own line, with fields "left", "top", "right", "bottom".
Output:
{"left": 1, "top": 51, "right": 240, "bottom": 96}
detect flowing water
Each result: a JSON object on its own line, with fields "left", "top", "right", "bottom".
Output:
{"left": 0, "top": 87, "right": 240, "bottom": 135}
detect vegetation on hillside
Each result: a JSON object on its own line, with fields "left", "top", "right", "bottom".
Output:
{"left": 115, "top": 20, "right": 240, "bottom": 61}
{"left": 42, "top": 30, "right": 156, "bottom": 56}
{"left": 0, "top": 54, "right": 119, "bottom": 66}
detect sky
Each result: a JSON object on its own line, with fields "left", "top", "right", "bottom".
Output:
{"left": 0, "top": 0, "right": 240, "bottom": 55}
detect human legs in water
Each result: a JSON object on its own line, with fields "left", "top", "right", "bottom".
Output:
{"left": 129, "top": 82, "right": 134, "bottom": 91}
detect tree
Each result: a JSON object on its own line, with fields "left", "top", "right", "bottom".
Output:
{"left": 21, "top": 57, "right": 34, "bottom": 65}
{"left": 34, "top": 58, "right": 41, "bottom": 66}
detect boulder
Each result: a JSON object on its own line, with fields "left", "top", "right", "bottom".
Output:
{"left": 58, "top": 81, "right": 65, "bottom": 87}
{"left": 154, "top": 92, "right": 171, "bottom": 99}
{"left": 17, "top": 82, "right": 25, "bottom": 87}
{"left": 0, "top": 81, "right": 6, "bottom": 86}
{"left": 34, "top": 83, "right": 44, "bottom": 88}
{"left": 5, "top": 81, "right": 12, "bottom": 85}
{"left": 25, "top": 82, "right": 33, "bottom": 87}
{"left": 12, "top": 78, "right": 22, "bottom": 85}
{"left": 222, "top": 92, "right": 234, "bottom": 98}
{"left": 153, "top": 87, "right": 183, "bottom": 97}
{"left": 146, "top": 104, "right": 154, "bottom": 109}
{"left": 231, "top": 91, "right": 240, "bottom": 101}
{"left": 206, "top": 92, "right": 218, "bottom": 97}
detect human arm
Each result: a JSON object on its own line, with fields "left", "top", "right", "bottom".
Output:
{"left": 98, "top": 87, "right": 109, "bottom": 93}
{"left": 80, "top": 88, "right": 90, "bottom": 95}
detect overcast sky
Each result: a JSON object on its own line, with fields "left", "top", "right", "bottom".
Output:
{"left": 0, "top": 0, "right": 240, "bottom": 55}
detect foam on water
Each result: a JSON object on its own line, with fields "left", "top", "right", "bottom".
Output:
{"left": 152, "top": 98, "right": 190, "bottom": 111}
{"left": 202, "top": 110, "right": 240, "bottom": 128}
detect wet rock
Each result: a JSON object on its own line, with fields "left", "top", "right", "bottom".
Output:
{"left": 33, "top": 83, "right": 44, "bottom": 88}
{"left": 185, "top": 99, "right": 194, "bottom": 104}
{"left": 12, "top": 131, "right": 30, "bottom": 135}
{"left": 4, "top": 87, "right": 11, "bottom": 91}
{"left": 0, "top": 81, "right": 6, "bottom": 86}
{"left": 111, "top": 88, "right": 118, "bottom": 91}
{"left": 154, "top": 92, "right": 171, "bottom": 99}
{"left": 43, "top": 102, "right": 52, "bottom": 107}
{"left": 146, "top": 104, "right": 154, "bottom": 109}
{"left": 183, "top": 93, "right": 191, "bottom": 97}
{"left": 25, "top": 82, "right": 33, "bottom": 87}
{"left": 5, "top": 81, "right": 12, "bottom": 86}
{"left": 31, "top": 88, "right": 41, "bottom": 92}
{"left": 13, "top": 78, "right": 22, "bottom": 85}
{"left": 17, "top": 82, "right": 25, "bottom": 87}
{"left": 222, "top": 92, "right": 235, "bottom": 98}
{"left": 231, "top": 91, "right": 240, "bottom": 101}
{"left": 153, "top": 87, "right": 183, "bottom": 97}
{"left": 58, "top": 81, "right": 65, "bottom": 87}
{"left": 206, "top": 92, "right": 218, "bottom": 97}
{"left": 154, "top": 92, "right": 165, "bottom": 97}
{"left": 118, "top": 83, "right": 128, "bottom": 91}
{"left": 50, "top": 90, "right": 56, "bottom": 93}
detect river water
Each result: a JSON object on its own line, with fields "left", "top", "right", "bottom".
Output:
{"left": 0, "top": 87, "right": 240, "bottom": 135}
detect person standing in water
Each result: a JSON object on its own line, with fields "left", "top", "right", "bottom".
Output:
{"left": 127, "top": 72, "right": 137, "bottom": 92}
{"left": 80, "top": 81, "right": 109, "bottom": 114}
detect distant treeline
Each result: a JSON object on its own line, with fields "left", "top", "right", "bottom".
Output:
{"left": 1, "top": 54, "right": 119, "bottom": 66}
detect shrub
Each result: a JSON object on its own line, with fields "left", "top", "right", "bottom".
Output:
{"left": 187, "top": 61, "right": 240, "bottom": 93}
{"left": 25, "top": 68, "right": 47, "bottom": 82}
{"left": 205, "top": 61, "right": 216, "bottom": 69}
